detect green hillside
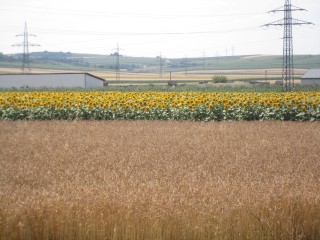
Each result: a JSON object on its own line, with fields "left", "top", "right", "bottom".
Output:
{"left": 0, "top": 52, "right": 319, "bottom": 73}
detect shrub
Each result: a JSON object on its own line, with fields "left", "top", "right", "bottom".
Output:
{"left": 212, "top": 75, "right": 228, "bottom": 83}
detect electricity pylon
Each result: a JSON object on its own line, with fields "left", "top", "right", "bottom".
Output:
{"left": 112, "top": 43, "right": 123, "bottom": 81}
{"left": 159, "top": 53, "right": 163, "bottom": 78}
{"left": 12, "top": 22, "right": 40, "bottom": 74}
{"left": 262, "top": 0, "right": 313, "bottom": 91}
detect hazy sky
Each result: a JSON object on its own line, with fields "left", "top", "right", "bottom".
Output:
{"left": 0, "top": 0, "right": 319, "bottom": 58}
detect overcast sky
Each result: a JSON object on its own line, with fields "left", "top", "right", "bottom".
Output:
{"left": 0, "top": 0, "right": 319, "bottom": 58}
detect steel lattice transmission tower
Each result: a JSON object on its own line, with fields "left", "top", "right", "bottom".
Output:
{"left": 158, "top": 52, "right": 163, "bottom": 78}
{"left": 112, "top": 43, "right": 123, "bottom": 81}
{"left": 12, "top": 22, "right": 40, "bottom": 74}
{"left": 263, "top": 0, "right": 313, "bottom": 91}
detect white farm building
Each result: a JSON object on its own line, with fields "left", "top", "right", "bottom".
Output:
{"left": 0, "top": 73, "right": 106, "bottom": 89}
{"left": 301, "top": 69, "right": 320, "bottom": 86}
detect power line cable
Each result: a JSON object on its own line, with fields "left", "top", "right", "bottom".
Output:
{"left": 0, "top": 3, "right": 265, "bottom": 18}
{"left": 0, "top": 25, "right": 258, "bottom": 36}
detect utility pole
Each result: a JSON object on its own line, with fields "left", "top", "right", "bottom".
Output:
{"left": 203, "top": 51, "right": 206, "bottom": 70}
{"left": 262, "top": 0, "right": 313, "bottom": 91}
{"left": 216, "top": 51, "right": 219, "bottom": 65}
{"left": 159, "top": 53, "right": 163, "bottom": 78}
{"left": 265, "top": 70, "right": 268, "bottom": 83}
{"left": 12, "top": 22, "right": 40, "bottom": 74}
{"left": 112, "top": 43, "right": 123, "bottom": 81}
{"left": 184, "top": 56, "right": 188, "bottom": 76}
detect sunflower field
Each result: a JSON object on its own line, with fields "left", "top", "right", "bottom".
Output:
{"left": 0, "top": 91, "right": 319, "bottom": 121}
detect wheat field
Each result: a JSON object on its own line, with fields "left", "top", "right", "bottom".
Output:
{"left": 0, "top": 121, "right": 320, "bottom": 240}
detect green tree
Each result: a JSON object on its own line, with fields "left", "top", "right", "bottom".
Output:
{"left": 212, "top": 75, "right": 228, "bottom": 83}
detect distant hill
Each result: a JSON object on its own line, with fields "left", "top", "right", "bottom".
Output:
{"left": 1, "top": 51, "right": 319, "bottom": 73}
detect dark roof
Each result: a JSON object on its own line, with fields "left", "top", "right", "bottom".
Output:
{"left": 301, "top": 69, "right": 320, "bottom": 79}
{"left": 84, "top": 73, "right": 106, "bottom": 82}
{"left": 0, "top": 72, "right": 106, "bottom": 82}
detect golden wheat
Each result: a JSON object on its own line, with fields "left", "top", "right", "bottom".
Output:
{"left": 0, "top": 121, "right": 320, "bottom": 239}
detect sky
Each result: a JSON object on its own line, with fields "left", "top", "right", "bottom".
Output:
{"left": 0, "top": 0, "right": 319, "bottom": 58}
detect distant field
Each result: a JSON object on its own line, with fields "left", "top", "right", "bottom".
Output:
{"left": 1, "top": 121, "right": 320, "bottom": 239}
{"left": 1, "top": 53, "right": 319, "bottom": 81}
{"left": 0, "top": 67, "right": 307, "bottom": 83}
{"left": 0, "top": 67, "right": 79, "bottom": 74}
